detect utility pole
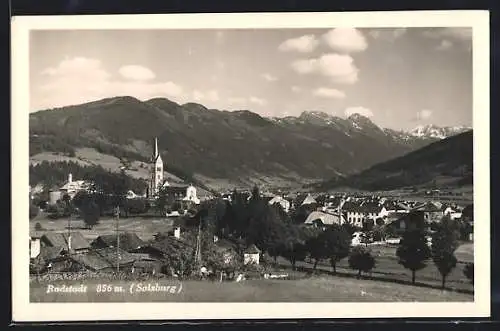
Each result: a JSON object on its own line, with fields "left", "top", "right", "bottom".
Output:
{"left": 67, "top": 199, "right": 72, "bottom": 252}
{"left": 115, "top": 205, "right": 120, "bottom": 273}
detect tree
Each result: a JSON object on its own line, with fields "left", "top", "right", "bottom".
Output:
{"left": 81, "top": 199, "right": 101, "bottom": 229}
{"left": 246, "top": 202, "right": 288, "bottom": 256}
{"left": 323, "top": 225, "right": 351, "bottom": 274}
{"left": 155, "top": 187, "right": 174, "bottom": 216}
{"left": 463, "top": 263, "right": 474, "bottom": 284}
{"left": 341, "top": 222, "right": 358, "bottom": 237}
{"left": 348, "top": 246, "right": 375, "bottom": 278}
{"left": 280, "top": 225, "right": 308, "bottom": 270}
{"left": 431, "top": 216, "right": 460, "bottom": 289}
{"left": 123, "top": 198, "right": 148, "bottom": 216}
{"left": 305, "top": 233, "right": 326, "bottom": 271}
{"left": 396, "top": 229, "right": 431, "bottom": 284}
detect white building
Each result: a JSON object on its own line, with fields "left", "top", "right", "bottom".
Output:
{"left": 268, "top": 195, "right": 291, "bottom": 213}
{"left": 59, "top": 173, "right": 91, "bottom": 199}
{"left": 243, "top": 244, "right": 261, "bottom": 265}
{"left": 304, "top": 211, "right": 345, "bottom": 227}
{"left": 182, "top": 185, "right": 200, "bottom": 205}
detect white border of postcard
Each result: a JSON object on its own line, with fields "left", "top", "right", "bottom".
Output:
{"left": 11, "top": 11, "right": 490, "bottom": 322}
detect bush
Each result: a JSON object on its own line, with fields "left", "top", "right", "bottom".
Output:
{"left": 34, "top": 222, "right": 43, "bottom": 231}
{"left": 348, "top": 246, "right": 376, "bottom": 278}
{"left": 463, "top": 263, "right": 474, "bottom": 284}
{"left": 29, "top": 204, "right": 40, "bottom": 220}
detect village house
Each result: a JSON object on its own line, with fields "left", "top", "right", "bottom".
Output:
{"left": 40, "top": 232, "right": 90, "bottom": 255}
{"left": 59, "top": 173, "right": 92, "bottom": 199}
{"left": 411, "top": 201, "right": 445, "bottom": 223}
{"left": 91, "top": 232, "right": 147, "bottom": 253}
{"left": 268, "top": 195, "right": 291, "bottom": 213}
{"left": 71, "top": 247, "right": 137, "bottom": 273}
{"left": 441, "top": 203, "right": 462, "bottom": 220}
{"left": 300, "top": 194, "right": 317, "bottom": 206}
{"left": 29, "top": 236, "right": 41, "bottom": 259}
{"left": 386, "top": 211, "right": 429, "bottom": 235}
{"left": 243, "top": 244, "right": 261, "bottom": 265}
{"left": 304, "top": 211, "right": 345, "bottom": 228}
{"left": 342, "top": 200, "right": 387, "bottom": 228}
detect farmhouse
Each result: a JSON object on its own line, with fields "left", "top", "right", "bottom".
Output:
{"left": 91, "top": 232, "right": 147, "bottom": 252}
{"left": 304, "top": 211, "right": 344, "bottom": 227}
{"left": 40, "top": 232, "right": 90, "bottom": 254}
{"left": 71, "top": 248, "right": 137, "bottom": 273}
{"left": 412, "top": 201, "right": 444, "bottom": 222}
{"left": 268, "top": 195, "right": 291, "bottom": 213}
{"left": 386, "top": 211, "right": 428, "bottom": 234}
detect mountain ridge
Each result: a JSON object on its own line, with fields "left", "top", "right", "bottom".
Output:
{"left": 317, "top": 130, "right": 473, "bottom": 192}
{"left": 29, "top": 96, "right": 470, "bottom": 191}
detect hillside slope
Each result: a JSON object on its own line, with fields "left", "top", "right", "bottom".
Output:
{"left": 30, "top": 96, "right": 457, "bottom": 190}
{"left": 318, "top": 130, "right": 473, "bottom": 191}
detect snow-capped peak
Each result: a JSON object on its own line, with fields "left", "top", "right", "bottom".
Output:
{"left": 409, "top": 124, "right": 470, "bottom": 139}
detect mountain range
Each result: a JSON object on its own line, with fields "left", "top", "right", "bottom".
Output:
{"left": 318, "top": 130, "right": 473, "bottom": 192}
{"left": 29, "top": 96, "right": 471, "bottom": 191}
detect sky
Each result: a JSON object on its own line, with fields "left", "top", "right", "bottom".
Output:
{"left": 29, "top": 27, "right": 473, "bottom": 130}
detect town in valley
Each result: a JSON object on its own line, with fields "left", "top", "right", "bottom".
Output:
{"left": 26, "top": 26, "right": 475, "bottom": 303}
{"left": 28, "top": 135, "right": 474, "bottom": 302}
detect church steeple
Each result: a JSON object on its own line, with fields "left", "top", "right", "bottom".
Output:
{"left": 149, "top": 137, "right": 164, "bottom": 199}
{"left": 153, "top": 137, "right": 159, "bottom": 161}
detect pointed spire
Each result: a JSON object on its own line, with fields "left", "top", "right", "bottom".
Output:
{"left": 154, "top": 137, "right": 159, "bottom": 158}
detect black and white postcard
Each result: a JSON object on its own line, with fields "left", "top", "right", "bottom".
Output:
{"left": 11, "top": 11, "right": 490, "bottom": 322}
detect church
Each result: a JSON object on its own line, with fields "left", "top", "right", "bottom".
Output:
{"left": 147, "top": 137, "right": 200, "bottom": 206}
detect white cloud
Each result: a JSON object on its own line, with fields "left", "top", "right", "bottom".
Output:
{"left": 435, "top": 28, "right": 472, "bottom": 41}
{"left": 291, "top": 86, "right": 302, "bottom": 93}
{"left": 423, "top": 28, "right": 472, "bottom": 49}
{"left": 278, "top": 34, "right": 319, "bottom": 53}
{"left": 436, "top": 39, "right": 453, "bottom": 51}
{"left": 249, "top": 96, "right": 267, "bottom": 106}
{"left": 41, "top": 57, "right": 110, "bottom": 82}
{"left": 118, "top": 65, "right": 156, "bottom": 81}
{"left": 228, "top": 97, "right": 247, "bottom": 104}
{"left": 312, "top": 87, "right": 346, "bottom": 99}
{"left": 261, "top": 73, "right": 278, "bottom": 82}
{"left": 192, "top": 89, "right": 219, "bottom": 102}
{"left": 369, "top": 28, "right": 407, "bottom": 41}
{"left": 35, "top": 56, "right": 184, "bottom": 110}
{"left": 291, "top": 53, "right": 359, "bottom": 84}
{"left": 322, "top": 28, "right": 368, "bottom": 53}
{"left": 416, "top": 109, "right": 433, "bottom": 120}
{"left": 344, "top": 106, "right": 374, "bottom": 118}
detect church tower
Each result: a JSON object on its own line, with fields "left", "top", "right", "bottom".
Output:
{"left": 149, "top": 137, "right": 164, "bottom": 198}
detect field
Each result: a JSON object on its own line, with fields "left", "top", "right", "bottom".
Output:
{"left": 30, "top": 214, "right": 176, "bottom": 242}
{"left": 30, "top": 274, "right": 472, "bottom": 302}
{"left": 278, "top": 243, "right": 474, "bottom": 294}
{"left": 30, "top": 214, "right": 474, "bottom": 302}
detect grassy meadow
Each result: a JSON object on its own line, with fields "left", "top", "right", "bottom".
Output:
{"left": 30, "top": 274, "right": 472, "bottom": 303}
{"left": 30, "top": 214, "right": 175, "bottom": 242}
